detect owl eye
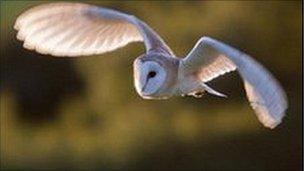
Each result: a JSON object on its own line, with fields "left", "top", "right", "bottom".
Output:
{"left": 147, "top": 71, "right": 156, "bottom": 78}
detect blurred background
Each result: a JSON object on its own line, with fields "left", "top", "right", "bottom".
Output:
{"left": 0, "top": 1, "right": 302, "bottom": 170}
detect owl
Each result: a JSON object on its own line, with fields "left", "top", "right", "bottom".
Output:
{"left": 14, "top": 2, "right": 288, "bottom": 129}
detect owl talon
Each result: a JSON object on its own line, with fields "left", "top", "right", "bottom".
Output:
{"left": 193, "top": 91, "right": 204, "bottom": 98}
{"left": 186, "top": 91, "right": 204, "bottom": 98}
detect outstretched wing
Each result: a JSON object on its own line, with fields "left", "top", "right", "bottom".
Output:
{"left": 181, "top": 37, "right": 288, "bottom": 129}
{"left": 14, "top": 2, "right": 174, "bottom": 57}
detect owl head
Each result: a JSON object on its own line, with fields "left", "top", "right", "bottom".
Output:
{"left": 133, "top": 53, "right": 179, "bottom": 99}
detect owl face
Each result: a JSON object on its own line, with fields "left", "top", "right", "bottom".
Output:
{"left": 133, "top": 57, "right": 167, "bottom": 99}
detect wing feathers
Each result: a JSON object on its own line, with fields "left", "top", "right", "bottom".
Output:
{"left": 182, "top": 37, "right": 287, "bottom": 128}
{"left": 14, "top": 2, "right": 174, "bottom": 57}
{"left": 198, "top": 55, "right": 236, "bottom": 82}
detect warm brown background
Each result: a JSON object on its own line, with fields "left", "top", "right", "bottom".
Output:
{"left": 0, "top": 1, "right": 302, "bottom": 170}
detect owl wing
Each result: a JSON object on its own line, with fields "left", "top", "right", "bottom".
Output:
{"left": 180, "top": 37, "right": 288, "bottom": 129}
{"left": 14, "top": 2, "right": 174, "bottom": 57}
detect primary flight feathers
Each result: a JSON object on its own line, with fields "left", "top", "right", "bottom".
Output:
{"left": 14, "top": 2, "right": 173, "bottom": 57}
{"left": 181, "top": 37, "right": 287, "bottom": 128}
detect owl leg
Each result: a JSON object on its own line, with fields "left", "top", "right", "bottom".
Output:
{"left": 178, "top": 80, "right": 203, "bottom": 98}
{"left": 187, "top": 91, "right": 205, "bottom": 98}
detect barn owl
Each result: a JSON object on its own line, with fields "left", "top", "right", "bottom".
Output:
{"left": 14, "top": 2, "right": 288, "bottom": 129}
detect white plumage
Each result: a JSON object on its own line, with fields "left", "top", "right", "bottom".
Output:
{"left": 15, "top": 3, "right": 143, "bottom": 56}
{"left": 14, "top": 2, "right": 288, "bottom": 129}
{"left": 180, "top": 37, "right": 287, "bottom": 128}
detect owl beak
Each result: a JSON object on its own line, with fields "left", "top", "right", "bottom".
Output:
{"left": 141, "top": 79, "right": 149, "bottom": 93}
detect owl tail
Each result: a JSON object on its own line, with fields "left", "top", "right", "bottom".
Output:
{"left": 201, "top": 83, "right": 227, "bottom": 98}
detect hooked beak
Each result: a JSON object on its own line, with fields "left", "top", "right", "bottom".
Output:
{"left": 141, "top": 79, "right": 149, "bottom": 93}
